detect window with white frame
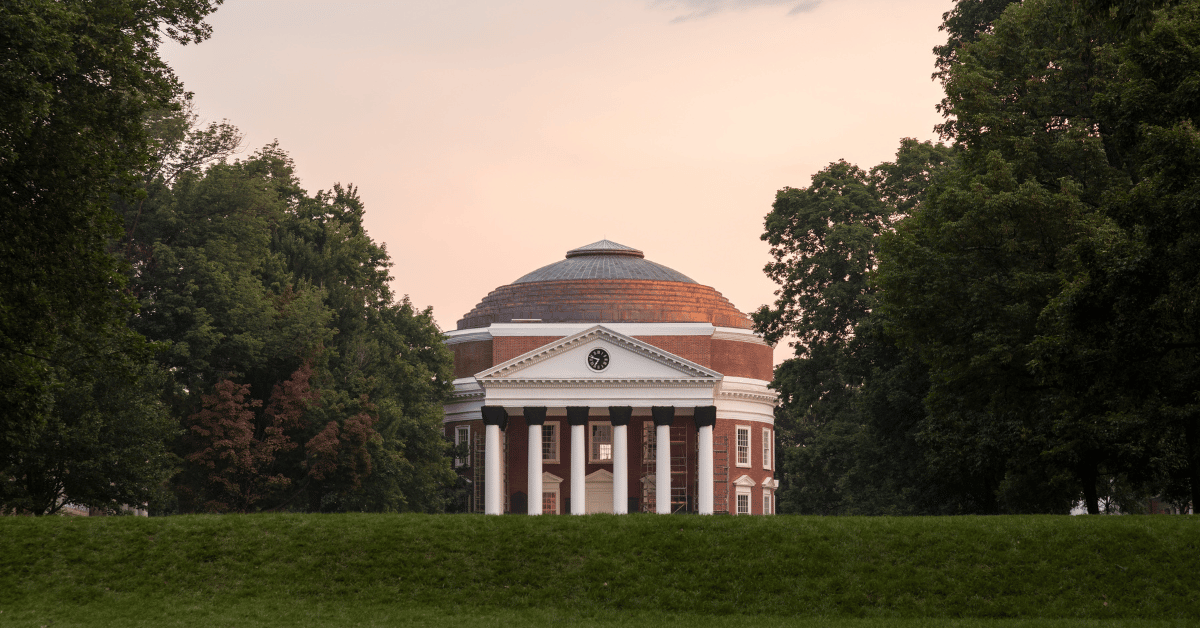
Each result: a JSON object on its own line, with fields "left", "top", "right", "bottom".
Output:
{"left": 763, "top": 490, "right": 773, "bottom": 515}
{"left": 589, "top": 421, "right": 613, "bottom": 463}
{"left": 733, "top": 475, "right": 755, "bottom": 515}
{"left": 542, "top": 472, "right": 563, "bottom": 515}
{"left": 454, "top": 425, "right": 470, "bottom": 467}
{"left": 736, "top": 426, "right": 751, "bottom": 467}
{"left": 542, "top": 421, "right": 560, "bottom": 464}
{"left": 762, "top": 427, "right": 772, "bottom": 470}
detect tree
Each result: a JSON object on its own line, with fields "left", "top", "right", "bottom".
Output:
{"left": 757, "top": 140, "right": 956, "bottom": 515}
{"left": 119, "top": 122, "right": 455, "bottom": 513}
{"left": 0, "top": 0, "right": 222, "bottom": 514}
{"left": 879, "top": 0, "right": 1200, "bottom": 514}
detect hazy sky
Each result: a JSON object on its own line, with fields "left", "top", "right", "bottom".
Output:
{"left": 160, "top": 0, "right": 954, "bottom": 363}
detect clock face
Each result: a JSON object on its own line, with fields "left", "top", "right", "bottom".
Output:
{"left": 587, "top": 348, "right": 610, "bottom": 371}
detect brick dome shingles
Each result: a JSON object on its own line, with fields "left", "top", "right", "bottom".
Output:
{"left": 456, "top": 241, "right": 753, "bottom": 330}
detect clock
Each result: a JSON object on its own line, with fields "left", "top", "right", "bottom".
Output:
{"left": 587, "top": 348, "right": 610, "bottom": 371}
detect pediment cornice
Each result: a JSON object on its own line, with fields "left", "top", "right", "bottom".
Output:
{"left": 476, "top": 325, "right": 722, "bottom": 383}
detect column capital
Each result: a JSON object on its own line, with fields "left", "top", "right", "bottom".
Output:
{"left": 482, "top": 406, "right": 508, "bottom": 430}
{"left": 694, "top": 405, "right": 717, "bottom": 429}
{"left": 524, "top": 407, "right": 547, "bottom": 426}
{"left": 566, "top": 406, "right": 590, "bottom": 426}
{"left": 652, "top": 406, "right": 675, "bottom": 427}
{"left": 608, "top": 406, "right": 632, "bottom": 427}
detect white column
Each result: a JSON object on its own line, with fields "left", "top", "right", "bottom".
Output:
{"left": 485, "top": 423, "right": 502, "bottom": 515}
{"left": 571, "top": 423, "right": 586, "bottom": 514}
{"left": 613, "top": 424, "right": 628, "bottom": 514}
{"left": 656, "top": 423, "right": 671, "bottom": 514}
{"left": 698, "top": 424, "right": 714, "bottom": 515}
{"left": 527, "top": 423, "right": 543, "bottom": 515}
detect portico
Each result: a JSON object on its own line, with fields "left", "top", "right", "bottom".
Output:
{"left": 477, "top": 403, "right": 718, "bottom": 515}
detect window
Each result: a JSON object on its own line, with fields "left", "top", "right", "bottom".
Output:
{"left": 590, "top": 421, "right": 613, "bottom": 463}
{"left": 454, "top": 425, "right": 470, "bottom": 467}
{"left": 763, "top": 490, "right": 773, "bottom": 515}
{"left": 733, "top": 475, "right": 755, "bottom": 515}
{"left": 542, "top": 472, "right": 563, "bottom": 515}
{"left": 762, "top": 427, "right": 772, "bottom": 470}
{"left": 542, "top": 422, "right": 559, "bottom": 464}
{"left": 736, "top": 426, "right": 751, "bottom": 467}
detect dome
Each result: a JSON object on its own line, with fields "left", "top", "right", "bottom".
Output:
{"left": 457, "top": 240, "right": 753, "bottom": 330}
{"left": 513, "top": 240, "right": 696, "bottom": 284}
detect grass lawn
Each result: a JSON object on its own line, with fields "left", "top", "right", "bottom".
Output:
{"left": 2, "top": 514, "right": 1197, "bottom": 627}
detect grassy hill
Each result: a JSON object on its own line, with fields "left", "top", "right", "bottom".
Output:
{"left": 1, "top": 513, "right": 1197, "bottom": 627}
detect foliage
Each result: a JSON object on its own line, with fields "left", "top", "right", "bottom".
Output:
{"left": 756, "top": 140, "right": 956, "bottom": 515}
{"left": 763, "top": 0, "right": 1200, "bottom": 515}
{"left": 877, "top": 0, "right": 1200, "bottom": 513}
{"left": 1, "top": 514, "right": 1197, "bottom": 623}
{"left": 116, "top": 117, "right": 456, "bottom": 513}
{"left": 0, "top": 0, "right": 221, "bottom": 514}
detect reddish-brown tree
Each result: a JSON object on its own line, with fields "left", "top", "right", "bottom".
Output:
{"left": 186, "top": 372, "right": 311, "bottom": 512}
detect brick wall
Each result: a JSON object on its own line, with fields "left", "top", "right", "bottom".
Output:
{"left": 451, "top": 340, "right": 494, "bottom": 378}
{"left": 633, "top": 335, "right": 711, "bottom": 368}
{"left": 710, "top": 339, "right": 774, "bottom": 381}
{"left": 493, "top": 336, "right": 564, "bottom": 364}
{"left": 713, "top": 418, "right": 775, "bottom": 515}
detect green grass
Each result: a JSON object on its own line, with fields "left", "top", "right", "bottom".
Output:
{"left": 1, "top": 514, "right": 1197, "bottom": 627}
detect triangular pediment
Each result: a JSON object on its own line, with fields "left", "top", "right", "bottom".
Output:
{"left": 476, "top": 325, "right": 721, "bottom": 382}
{"left": 585, "top": 469, "right": 613, "bottom": 483}
{"left": 733, "top": 475, "right": 757, "bottom": 487}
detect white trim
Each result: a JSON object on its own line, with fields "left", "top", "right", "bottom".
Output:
{"left": 444, "top": 323, "right": 771, "bottom": 343}
{"left": 733, "top": 474, "right": 756, "bottom": 515}
{"left": 443, "top": 330, "right": 492, "bottom": 346}
{"left": 735, "top": 425, "right": 752, "bottom": 468}
{"left": 542, "top": 421, "right": 560, "bottom": 464}
{"left": 473, "top": 322, "right": 718, "bottom": 338}
{"left": 762, "top": 427, "right": 772, "bottom": 471}
{"left": 589, "top": 420, "right": 613, "bottom": 463}
{"left": 542, "top": 472, "right": 563, "bottom": 515}
{"left": 711, "top": 328, "right": 769, "bottom": 346}
{"left": 732, "top": 474, "right": 757, "bottom": 487}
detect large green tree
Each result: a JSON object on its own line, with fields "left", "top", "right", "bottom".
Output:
{"left": 878, "top": 0, "right": 1200, "bottom": 514}
{"left": 756, "top": 140, "right": 958, "bottom": 515}
{"left": 1, "top": 0, "right": 221, "bottom": 514}
{"left": 117, "top": 123, "right": 455, "bottom": 513}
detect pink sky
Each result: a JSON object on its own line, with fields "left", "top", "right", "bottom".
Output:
{"left": 161, "top": 0, "right": 954, "bottom": 363}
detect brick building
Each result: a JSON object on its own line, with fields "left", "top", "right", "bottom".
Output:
{"left": 443, "top": 240, "right": 778, "bottom": 515}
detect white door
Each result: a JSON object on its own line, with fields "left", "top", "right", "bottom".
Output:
{"left": 585, "top": 470, "right": 613, "bottom": 514}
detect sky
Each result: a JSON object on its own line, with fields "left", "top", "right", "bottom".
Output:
{"left": 160, "top": 0, "right": 955, "bottom": 363}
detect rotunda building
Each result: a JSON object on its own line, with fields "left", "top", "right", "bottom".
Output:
{"left": 443, "top": 240, "right": 778, "bottom": 515}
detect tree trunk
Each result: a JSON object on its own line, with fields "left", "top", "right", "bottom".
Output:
{"left": 1080, "top": 455, "right": 1100, "bottom": 515}
{"left": 1186, "top": 413, "right": 1199, "bottom": 515}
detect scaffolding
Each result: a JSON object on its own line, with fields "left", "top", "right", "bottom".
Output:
{"left": 640, "top": 423, "right": 655, "bottom": 513}
{"left": 713, "top": 434, "right": 730, "bottom": 514}
{"left": 670, "top": 425, "right": 689, "bottom": 513}
{"left": 470, "top": 430, "right": 508, "bottom": 513}
{"left": 640, "top": 424, "right": 692, "bottom": 513}
{"left": 471, "top": 432, "right": 485, "bottom": 513}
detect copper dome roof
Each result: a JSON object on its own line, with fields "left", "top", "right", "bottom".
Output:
{"left": 456, "top": 240, "right": 753, "bottom": 330}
